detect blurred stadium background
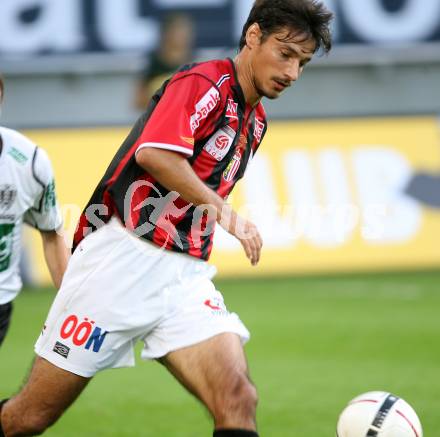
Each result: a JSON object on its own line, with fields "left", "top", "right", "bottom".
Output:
{"left": 1, "top": 0, "right": 439, "bottom": 435}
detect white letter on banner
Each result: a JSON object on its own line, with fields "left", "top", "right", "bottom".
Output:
{"left": 97, "top": 0, "right": 159, "bottom": 51}
{"left": 0, "top": 0, "right": 82, "bottom": 53}
{"left": 352, "top": 148, "right": 422, "bottom": 243}
{"left": 340, "top": 0, "right": 440, "bottom": 43}
{"left": 284, "top": 150, "right": 354, "bottom": 247}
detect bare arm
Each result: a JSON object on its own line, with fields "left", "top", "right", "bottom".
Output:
{"left": 40, "top": 229, "right": 69, "bottom": 289}
{"left": 136, "top": 147, "right": 263, "bottom": 265}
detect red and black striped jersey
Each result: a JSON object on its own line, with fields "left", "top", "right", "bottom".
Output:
{"left": 73, "top": 58, "right": 267, "bottom": 260}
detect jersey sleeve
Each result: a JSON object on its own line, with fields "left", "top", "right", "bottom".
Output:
{"left": 23, "top": 147, "right": 63, "bottom": 231}
{"left": 136, "top": 74, "right": 221, "bottom": 157}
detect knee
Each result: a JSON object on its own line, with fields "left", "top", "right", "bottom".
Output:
{"left": 213, "top": 373, "right": 258, "bottom": 420}
{"left": 3, "top": 402, "right": 61, "bottom": 436}
{"left": 23, "top": 410, "right": 60, "bottom": 436}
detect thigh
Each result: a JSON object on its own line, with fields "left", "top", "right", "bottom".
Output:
{"left": 13, "top": 356, "right": 89, "bottom": 409}
{"left": 35, "top": 221, "right": 173, "bottom": 377}
{"left": 2, "top": 356, "right": 89, "bottom": 434}
{"left": 0, "top": 302, "right": 13, "bottom": 347}
{"left": 161, "top": 333, "right": 250, "bottom": 410}
{"left": 141, "top": 277, "right": 250, "bottom": 360}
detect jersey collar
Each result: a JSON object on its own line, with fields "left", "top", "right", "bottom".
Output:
{"left": 226, "top": 58, "right": 247, "bottom": 111}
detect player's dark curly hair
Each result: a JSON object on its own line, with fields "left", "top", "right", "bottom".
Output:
{"left": 239, "top": 0, "right": 333, "bottom": 54}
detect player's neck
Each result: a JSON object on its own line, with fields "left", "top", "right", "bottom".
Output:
{"left": 233, "top": 54, "right": 261, "bottom": 108}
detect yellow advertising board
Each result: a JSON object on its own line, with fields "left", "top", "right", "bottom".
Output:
{"left": 23, "top": 117, "right": 440, "bottom": 282}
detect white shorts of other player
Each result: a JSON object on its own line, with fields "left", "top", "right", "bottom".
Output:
{"left": 35, "top": 217, "right": 250, "bottom": 378}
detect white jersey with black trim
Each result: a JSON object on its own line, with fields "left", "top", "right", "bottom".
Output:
{"left": 0, "top": 126, "right": 62, "bottom": 304}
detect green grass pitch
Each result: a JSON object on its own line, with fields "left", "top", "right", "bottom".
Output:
{"left": 1, "top": 271, "right": 439, "bottom": 436}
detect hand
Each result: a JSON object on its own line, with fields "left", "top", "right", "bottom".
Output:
{"left": 218, "top": 207, "right": 263, "bottom": 266}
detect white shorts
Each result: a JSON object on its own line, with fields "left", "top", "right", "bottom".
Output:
{"left": 35, "top": 217, "right": 250, "bottom": 377}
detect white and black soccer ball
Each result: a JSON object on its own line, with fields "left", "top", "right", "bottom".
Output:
{"left": 336, "top": 391, "right": 423, "bottom": 437}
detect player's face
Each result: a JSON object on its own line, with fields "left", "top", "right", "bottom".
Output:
{"left": 251, "top": 27, "right": 316, "bottom": 100}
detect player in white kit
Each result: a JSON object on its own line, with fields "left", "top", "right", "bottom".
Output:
{"left": 0, "top": 76, "right": 69, "bottom": 347}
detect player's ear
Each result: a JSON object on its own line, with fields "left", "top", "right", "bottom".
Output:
{"left": 246, "top": 23, "right": 263, "bottom": 49}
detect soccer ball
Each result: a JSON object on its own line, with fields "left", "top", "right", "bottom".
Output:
{"left": 336, "top": 391, "right": 423, "bottom": 437}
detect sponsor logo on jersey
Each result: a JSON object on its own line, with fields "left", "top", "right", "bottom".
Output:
{"left": 0, "top": 184, "right": 17, "bottom": 210}
{"left": 7, "top": 147, "right": 28, "bottom": 164}
{"left": 59, "top": 314, "right": 108, "bottom": 353}
{"left": 254, "top": 118, "right": 265, "bottom": 143}
{"left": 226, "top": 99, "right": 238, "bottom": 119}
{"left": 190, "top": 87, "right": 220, "bottom": 134}
{"left": 204, "top": 126, "right": 236, "bottom": 161}
{"left": 0, "top": 223, "right": 15, "bottom": 272}
{"left": 204, "top": 297, "right": 228, "bottom": 316}
{"left": 223, "top": 149, "right": 242, "bottom": 182}
{"left": 53, "top": 341, "right": 70, "bottom": 359}
{"left": 180, "top": 136, "right": 195, "bottom": 146}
